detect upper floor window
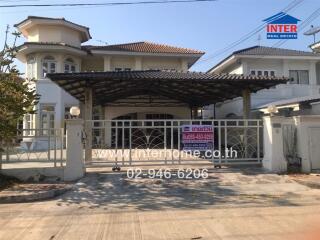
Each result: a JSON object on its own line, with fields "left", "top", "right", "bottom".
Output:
{"left": 289, "top": 70, "right": 309, "bottom": 84}
{"left": 64, "top": 58, "right": 77, "bottom": 73}
{"left": 114, "top": 67, "right": 131, "bottom": 71}
{"left": 250, "top": 69, "right": 275, "bottom": 77}
{"left": 27, "top": 56, "right": 36, "bottom": 79}
{"left": 42, "top": 56, "right": 56, "bottom": 78}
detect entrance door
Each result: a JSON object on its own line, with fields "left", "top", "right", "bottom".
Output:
{"left": 310, "top": 128, "right": 320, "bottom": 170}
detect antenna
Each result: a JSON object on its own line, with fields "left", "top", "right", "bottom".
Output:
{"left": 257, "top": 34, "right": 261, "bottom": 46}
{"left": 304, "top": 25, "right": 320, "bottom": 43}
{"left": 96, "top": 40, "right": 108, "bottom": 45}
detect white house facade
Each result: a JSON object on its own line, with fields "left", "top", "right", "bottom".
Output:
{"left": 207, "top": 46, "right": 320, "bottom": 118}
{"left": 15, "top": 16, "right": 204, "bottom": 135}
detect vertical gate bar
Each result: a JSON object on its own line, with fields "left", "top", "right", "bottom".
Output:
{"left": 164, "top": 121, "right": 167, "bottom": 165}
{"left": 129, "top": 121, "right": 132, "bottom": 165}
{"left": 257, "top": 120, "right": 260, "bottom": 163}
{"left": 212, "top": 120, "right": 215, "bottom": 164}
{"left": 115, "top": 121, "right": 118, "bottom": 165}
{"left": 54, "top": 130, "right": 57, "bottom": 167}
{"left": 122, "top": 120, "right": 124, "bottom": 166}
{"left": 61, "top": 128, "right": 64, "bottom": 166}
{"left": 218, "top": 121, "right": 222, "bottom": 164}
{"left": 178, "top": 121, "right": 181, "bottom": 164}
{"left": 48, "top": 132, "right": 51, "bottom": 164}
{"left": 224, "top": 120, "right": 227, "bottom": 163}
{"left": 171, "top": 120, "right": 173, "bottom": 164}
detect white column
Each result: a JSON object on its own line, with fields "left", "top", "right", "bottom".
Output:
{"left": 262, "top": 116, "right": 287, "bottom": 173}
{"left": 84, "top": 88, "right": 93, "bottom": 162}
{"left": 180, "top": 59, "right": 188, "bottom": 72}
{"left": 134, "top": 57, "right": 142, "bottom": 70}
{"left": 282, "top": 59, "right": 289, "bottom": 77}
{"left": 64, "top": 119, "right": 85, "bottom": 181}
{"left": 242, "top": 89, "right": 251, "bottom": 119}
{"left": 309, "top": 61, "right": 317, "bottom": 85}
{"left": 104, "top": 107, "right": 112, "bottom": 147}
{"left": 103, "top": 56, "right": 111, "bottom": 71}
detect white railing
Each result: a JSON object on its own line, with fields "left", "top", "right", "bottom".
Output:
{"left": 85, "top": 119, "right": 263, "bottom": 167}
{"left": 0, "top": 128, "right": 66, "bottom": 169}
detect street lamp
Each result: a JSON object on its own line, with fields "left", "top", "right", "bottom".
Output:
{"left": 70, "top": 106, "right": 80, "bottom": 119}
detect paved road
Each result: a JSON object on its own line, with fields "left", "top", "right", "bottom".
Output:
{"left": 1, "top": 168, "right": 320, "bottom": 239}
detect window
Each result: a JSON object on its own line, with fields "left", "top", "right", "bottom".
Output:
{"left": 42, "top": 56, "right": 56, "bottom": 77}
{"left": 27, "top": 56, "right": 36, "bottom": 79}
{"left": 64, "top": 58, "right": 77, "bottom": 73}
{"left": 114, "top": 67, "right": 133, "bottom": 71}
{"left": 24, "top": 114, "right": 34, "bottom": 136}
{"left": 289, "top": 70, "right": 309, "bottom": 84}
{"left": 250, "top": 69, "right": 276, "bottom": 77}
{"left": 40, "top": 104, "right": 55, "bottom": 135}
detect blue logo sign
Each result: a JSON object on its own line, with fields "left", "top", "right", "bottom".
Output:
{"left": 263, "top": 12, "right": 300, "bottom": 39}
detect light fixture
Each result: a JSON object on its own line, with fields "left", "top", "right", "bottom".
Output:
{"left": 70, "top": 106, "right": 80, "bottom": 118}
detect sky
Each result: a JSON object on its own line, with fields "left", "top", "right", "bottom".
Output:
{"left": 0, "top": 0, "right": 319, "bottom": 72}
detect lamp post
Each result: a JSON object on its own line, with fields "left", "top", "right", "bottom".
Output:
{"left": 70, "top": 106, "right": 80, "bottom": 119}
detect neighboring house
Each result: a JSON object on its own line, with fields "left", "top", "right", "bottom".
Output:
{"left": 15, "top": 16, "right": 204, "bottom": 136}
{"left": 207, "top": 46, "right": 320, "bottom": 118}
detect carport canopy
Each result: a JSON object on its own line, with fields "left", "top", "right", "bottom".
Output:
{"left": 47, "top": 70, "right": 288, "bottom": 109}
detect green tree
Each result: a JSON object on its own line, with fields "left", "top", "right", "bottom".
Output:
{"left": 0, "top": 25, "right": 39, "bottom": 155}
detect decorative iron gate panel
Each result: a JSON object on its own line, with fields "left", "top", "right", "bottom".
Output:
{"left": 0, "top": 128, "right": 66, "bottom": 169}
{"left": 87, "top": 119, "right": 263, "bottom": 167}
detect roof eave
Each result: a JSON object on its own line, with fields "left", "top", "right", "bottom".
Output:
{"left": 90, "top": 49, "right": 204, "bottom": 58}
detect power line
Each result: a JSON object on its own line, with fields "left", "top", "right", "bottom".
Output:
{"left": 0, "top": 0, "right": 218, "bottom": 8}
{"left": 194, "top": 0, "right": 304, "bottom": 66}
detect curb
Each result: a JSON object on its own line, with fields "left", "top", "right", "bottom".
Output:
{"left": 293, "top": 179, "right": 320, "bottom": 189}
{"left": 0, "top": 186, "right": 73, "bottom": 204}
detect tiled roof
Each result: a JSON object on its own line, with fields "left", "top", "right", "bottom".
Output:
{"left": 48, "top": 70, "right": 288, "bottom": 81}
{"left": 82, "top": 41, "right": 205, "bottom": 55}
{"left": 14, "top": 16, "right": 90, "bottom": 31}
{"left": 208, "top": 45, "right": 320, "bottom": 73}
{"left": 16, "top": 42, "right": 87, "bottom": 52}
{"left": 47, "top": 70, "right": 288, "bottom": 106}
{"left": 234, "top": 45, "right": 319, "bottom": 57}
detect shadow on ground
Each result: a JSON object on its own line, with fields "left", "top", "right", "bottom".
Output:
{"left": 55, "top": 167, "right": 305, "bottom": 211}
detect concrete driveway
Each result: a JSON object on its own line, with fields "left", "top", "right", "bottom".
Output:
{"left": 1, "top": 167, "right": 320, "bottom": 239}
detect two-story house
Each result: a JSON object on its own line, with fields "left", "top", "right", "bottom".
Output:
{"left": 15, "top": 16, "right": 204, "bottom": 136}
{"left": 207, "top": 46, "right": 320, "bottom": 118}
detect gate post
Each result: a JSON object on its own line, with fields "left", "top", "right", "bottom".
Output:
{"left": 262, "top": 116, "right": 287, "bottom": 173}
{"left": 64, "top": 119, "right": 85, "bottom": 181}
{"left": 84, "top": 88, "right": 93, "bottom": 162}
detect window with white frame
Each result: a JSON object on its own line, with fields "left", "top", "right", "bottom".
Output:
{"left": 42, "top": 56, "right": 56, "bottom": 78}
{"left": 40, "top": 104, "right": 55, "bottom": 135}
{"left": 27, "top": 56, "right": 36, "bottom": 79}
{"left": 64, "top": 58, "right": 77, "bottom": 73}
{"left": 289, "top": 70, "right": 309, "bottom": 84}
{"left": 114, "top": 67, "right": 131, "bottom": 71}
{"left": 250, "top": 69, "right": 276, "bottom": 77}
{"left": 24, "top": 114, "right": 34, "bottom": 136}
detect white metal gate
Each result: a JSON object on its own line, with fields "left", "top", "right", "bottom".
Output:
{"left": 0, "top": 128, "right": 66, "bottom": 169}
{"left": 86, "top": 119, "right": 263, "bottom": 167}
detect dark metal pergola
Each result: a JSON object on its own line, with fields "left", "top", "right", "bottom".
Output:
{"left": 47, "top": 70, "right": 288, "bottom": 107}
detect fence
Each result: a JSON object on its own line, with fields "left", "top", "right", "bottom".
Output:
{"left": 86, "top": 119, "right": 263, "bottom": 167}
{"left": 0, "top": 128, "right": 66, "bottom": 169}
